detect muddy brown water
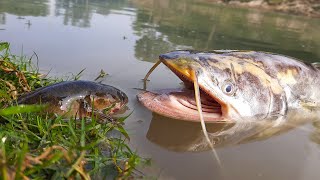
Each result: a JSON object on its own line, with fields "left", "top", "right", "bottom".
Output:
{"left": 1, "top": 0, "right": 320, "bottom": 179}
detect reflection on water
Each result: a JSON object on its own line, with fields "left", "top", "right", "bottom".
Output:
{"left": 0, "top": 0, "right": 49, "bottom": 27}
{"left": 134, "top": 29, "right": 175, "bottom": 63}
{"left": 147, "top": 109, "right": 319, "bottom": 152}
{"left": 0, "top": 0, "right": 49, "bottom": 17}
{"left": 55, "top": 0, "right": 129, "bottom": 27}
{"left": 0, "top": 13, "right": 5, "bottom": 25}
{"left": 310, "top": 120, "right": 320, "bottom": 145}
{"left": 132, "top": 0, "right": 320, "bottom": 63}
{"left": 1, "top": 0, "right": 320, "bottom": 179}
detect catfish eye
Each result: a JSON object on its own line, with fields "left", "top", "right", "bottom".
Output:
{"left": 222, "top": 81, "right": 235, "bottom": 95}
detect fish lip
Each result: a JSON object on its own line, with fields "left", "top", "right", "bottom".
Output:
{"left": 137, "top": 90, "right": 225, "bottom": 122}
{"left": 159, "top": 54, "right": 230, "bottom": 121}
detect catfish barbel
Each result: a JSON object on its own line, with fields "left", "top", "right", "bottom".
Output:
{"left": 138, "top": 50, "right": 320, "bottom": 124}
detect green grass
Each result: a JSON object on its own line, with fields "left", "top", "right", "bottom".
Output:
{"left": 0, "top": 42, "right": 147, "bottom": 179}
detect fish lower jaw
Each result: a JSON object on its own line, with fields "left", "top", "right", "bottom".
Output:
{"left": 137, "top": 90, "right": 229, "bottom": 122}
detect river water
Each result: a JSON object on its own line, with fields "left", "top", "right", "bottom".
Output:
{"left": 1, "top": 0, "right": 320, "bottom": 179}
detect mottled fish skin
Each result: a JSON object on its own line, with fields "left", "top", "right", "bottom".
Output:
{"left": 18, "top": 80, "right": 128, "bottom": 122}
{"left": 159, "top": 50, "right": 320, "bottom": 123}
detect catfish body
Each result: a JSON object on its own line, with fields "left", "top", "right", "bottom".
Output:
{"left": 18, "top": 80, "right": 128, "bottom": 123}
{"left": 138, "top": 50, "right": 320, "bottom": 123}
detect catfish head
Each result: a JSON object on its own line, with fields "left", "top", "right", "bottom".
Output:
{"left": 138, "top": 50, "right": 288, "bottom": 122}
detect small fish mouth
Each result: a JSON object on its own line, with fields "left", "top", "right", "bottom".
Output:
{"left": 137, "top": 54, "right": 228, "bottom": 122}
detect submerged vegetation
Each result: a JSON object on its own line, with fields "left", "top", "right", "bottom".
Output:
{"left": 0, "top": 42, "right": 146, "bottom": 179}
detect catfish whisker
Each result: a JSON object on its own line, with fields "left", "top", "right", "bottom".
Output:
{"left": 143, "top": 60, "right": 162, "bottom": 82}
{"left": 143, "top": 60, "right": 162, "bottom": 90}
{"left": 192, "top": 70, "right": 222, "bottom": 167}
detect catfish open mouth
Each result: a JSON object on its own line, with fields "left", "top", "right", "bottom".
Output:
{"left": 137, "top": 53, "right": 226, "bottom": 122}
{"left": 137, "top": 88, "right": 223, "bottom": 122}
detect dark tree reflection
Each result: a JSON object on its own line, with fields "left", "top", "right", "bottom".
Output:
{"left": 55, "top": 0, "right": 128, "bottom": 27}
{"left": 132, "top": 0, "right": 320, "bottom": 63}
{"left": 0, "top": 13, "right": 5, "bottom": 25}
{"left": 134, "top": 29, "right": 174, "bottom": 62}
{"left": 0, "top": 0, "right": 49, "bottom": 16}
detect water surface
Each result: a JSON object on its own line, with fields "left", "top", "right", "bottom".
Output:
{"left": 1, "top": 0, "right": 320, "bottom": 179}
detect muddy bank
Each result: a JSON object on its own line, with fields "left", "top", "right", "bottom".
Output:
{"left": 213, "top": 0, "right": 320, "bottom": 17}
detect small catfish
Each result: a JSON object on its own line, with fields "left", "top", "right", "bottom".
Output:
{"left": 18, "top": 80, "right": 128, "bottom": 123}
{"left": 138, "top": 50, "right": 320, "bottom": 124}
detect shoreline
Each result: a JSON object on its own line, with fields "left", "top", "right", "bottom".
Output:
{"left": 212, "top": 0, "right": 320, "bottom": 18}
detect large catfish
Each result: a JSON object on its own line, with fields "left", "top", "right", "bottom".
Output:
{"left": 138, "top": 50, "right": 320, "bottom": 123}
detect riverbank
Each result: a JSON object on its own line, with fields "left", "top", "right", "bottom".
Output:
{"left": 0, "top": 42, "right": 145, "bottom": 179}
{"left": 211, "top": 0, "right": 320, "bottom": 17}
